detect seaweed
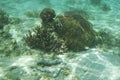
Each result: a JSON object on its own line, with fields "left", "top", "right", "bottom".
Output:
{"left": 90, "top": 0, "right": 101, "bottom": 6}
{"left": 9, "top": 17, "right": 21, "bottom": 24}
{"left": 97, "top": 29, "right": 120, "bottom": 48}
{"left": 0, "top": 9, "right": 9, "bottom": 29}
{"left": 101, "top": 3, "right": 111, "bottom": 11}
{"left": 24, "top": 26, "right": 65, "bottom": 53}
{"left": 24, "top": 10, "right": 39, "bottom": 18}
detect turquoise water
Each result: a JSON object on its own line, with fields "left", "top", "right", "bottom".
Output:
{"left": 0, "top": 0, "right": 120, "bottom": 80}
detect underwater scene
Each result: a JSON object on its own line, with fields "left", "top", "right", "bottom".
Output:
{"left": 0, "top": 0, "right": 120, "bottom": 80}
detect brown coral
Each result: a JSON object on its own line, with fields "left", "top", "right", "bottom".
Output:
{"left": 24, "top": 26, "right": 65, "bottom": 53}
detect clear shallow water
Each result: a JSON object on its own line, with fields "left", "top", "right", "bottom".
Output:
{"left": 0, "top": 0, "right": 120, "bottom": 80}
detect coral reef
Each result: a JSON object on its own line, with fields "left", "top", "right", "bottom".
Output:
{"left": 0, "top": 32, "right": 19, "bottom": 56}
{"left": 0, "top": 9, "right": 9, "bottom": 29}
{"left": 25, "top": 8, "right": 98, "bottom": 52}
{"left": 24, "top": 26, "right": 66, "bottom": 53}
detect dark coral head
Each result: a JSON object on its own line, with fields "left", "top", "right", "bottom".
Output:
{"left": 40, "top": 8, "right": 56, "bottom": 23}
